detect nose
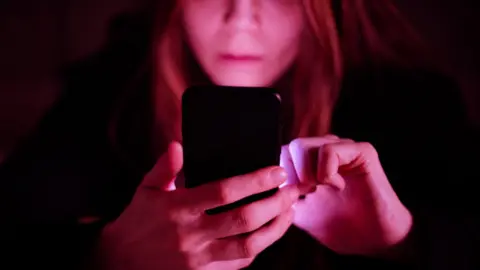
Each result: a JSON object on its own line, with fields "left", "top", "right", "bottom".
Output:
{"left": 224, "top": 0, "right": 260, "bottom": 30}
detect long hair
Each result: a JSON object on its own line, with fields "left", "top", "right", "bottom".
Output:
{"left": 149, "top": 0, "right": 425, "bottom": 152}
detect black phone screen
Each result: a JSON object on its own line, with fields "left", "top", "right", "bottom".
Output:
{"left": 182, "top": 85, "right": 282, "bottom": 213}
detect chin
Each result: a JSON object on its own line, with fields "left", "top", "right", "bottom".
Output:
{"left": 212, "top": 73, "right": 274, "bottom": 88}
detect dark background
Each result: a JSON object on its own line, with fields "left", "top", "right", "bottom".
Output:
{"left": 0, "top": 0, "right": 479, "bottom": 161}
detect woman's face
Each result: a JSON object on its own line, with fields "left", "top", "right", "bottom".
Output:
{"left": 182, "top": 0, "right": 304, "bottom": 87}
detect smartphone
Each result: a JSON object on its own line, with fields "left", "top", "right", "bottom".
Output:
{"left": 182, "top": 85, "right": 282, "bottom": 214}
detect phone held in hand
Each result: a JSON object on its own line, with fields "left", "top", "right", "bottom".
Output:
{"left": 182, "top": 85, "right": 282, "bottom": 214}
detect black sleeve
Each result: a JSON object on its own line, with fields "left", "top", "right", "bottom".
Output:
{"left": 0, "top": 58, "right": 119, "bottom": 221}
{"left": 394, "top": 75, "right": 480, "bottom": 270}
{"left": 0, "top": 63, "right": 133, "bottom": 270}
{"left": 0, "top": 94, "right": 104, "bottom": 269}
{"left": 3, "top": 223, "right": 105, "bottom": 270}
{"left": 332, "top": 69, "right": 480, "bottom": 270}
{"left": 0, "top": 15, "right": 151, "bottom": 269}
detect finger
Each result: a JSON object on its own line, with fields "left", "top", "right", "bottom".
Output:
{"left": 323, "top": 134, "right": 340, "bottom": 140}
{"left": 191, "top": 257, "right": 254, "bottom": 270}
{"left": 202, "top": 184, "right": 311, "bottom": 239}
{"left": 288, "top": 137, "right": 341, "bottom": 184}
{"left": 317, "top": 141, "right": 380, "bottom": 189}
{"left": 181, "top": 166, "right": 287, "bottom": 212}
{"left": 140, "top": 141, "right": 183, "bottom": 191}
{"left": 206, "top": 207, "right": 294, "bottom": 261}
{"left": 280, "top": 145, "right": 299, "bottom": 187}
{"left": 201, "top": 258, "right": 254, "bottom": 270}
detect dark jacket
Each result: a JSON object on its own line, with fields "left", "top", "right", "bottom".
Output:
{"left": 1, "top": 14, "right": 479, "bottom": 270}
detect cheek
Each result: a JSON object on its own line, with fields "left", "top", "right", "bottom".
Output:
{"left": 182, "top": 4, "right": 222, "bottom": 60}
{"left": 263, "top": 13, "right": 304, "bottom": 70}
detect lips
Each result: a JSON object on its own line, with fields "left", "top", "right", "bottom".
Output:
{"left": 220, "top": 54, "right": 263, "bottom": 61}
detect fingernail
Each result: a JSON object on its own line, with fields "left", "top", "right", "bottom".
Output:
{"left": 270, "top": 167, "right": 287, "bottom": 183}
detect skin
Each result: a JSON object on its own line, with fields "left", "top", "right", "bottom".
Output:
{"left": 100, "top": 0, "right": 413, "bottom": 269}
{"left": 182, "top": 0, "right": 304, "bottom": 87}
{"left": 283, "top": 137, "right": 412, "bottom": 256}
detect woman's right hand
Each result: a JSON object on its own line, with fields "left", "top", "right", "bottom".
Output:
{"left": 99, "top": 142, "right": 312, "bottom": 270}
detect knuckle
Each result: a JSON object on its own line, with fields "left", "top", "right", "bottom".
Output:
{"left": 240, "top": 236, "right": 260, "bottom": 258}
{"left": 168, "top": 198, "right": 203, "bottom": 226}
{"left": 234, "top": 208, "right": 256, "bottom": 231}
{"left": 252, "top": 170, "right": 271, "bottom": 190}
{"left": 185, "top": 205, "right": 204, "bottom": 218}
{"left": 359, "top": 142, "right": 378, "bottom": 158}
{"left": 215, "top": 182, "right": 233, "bottom": 204}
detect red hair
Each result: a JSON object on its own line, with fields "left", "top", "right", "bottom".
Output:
{"left": 149, "top": 0, "right": 425, "bottom": 152}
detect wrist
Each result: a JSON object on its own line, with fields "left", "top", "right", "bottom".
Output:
{"left": 71, "top": 220, "right": 113, "bottom": 270}
{"left": 91, "top": 222, "right": 124, "bottom": 270}
{"left": 375, "top": 205, "right": 415, "bottom": 262}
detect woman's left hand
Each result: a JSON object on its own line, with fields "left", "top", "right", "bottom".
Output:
{"left": 281, "top": 136, "right": 412, "bottom": 256}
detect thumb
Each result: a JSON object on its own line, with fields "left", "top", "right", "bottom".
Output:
{"left": 280, "top": 145, "right": 298, "bottom": 187}
{"left": 141, "top": 141, "right": 183, "bottom": 191}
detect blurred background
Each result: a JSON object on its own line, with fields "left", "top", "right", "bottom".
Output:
{"left": 0, "top": 0, "right": 479, "bottom": 161}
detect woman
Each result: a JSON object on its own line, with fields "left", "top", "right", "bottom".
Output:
{"left": 2, "top": 0, "right": 478, "bottom": 269}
